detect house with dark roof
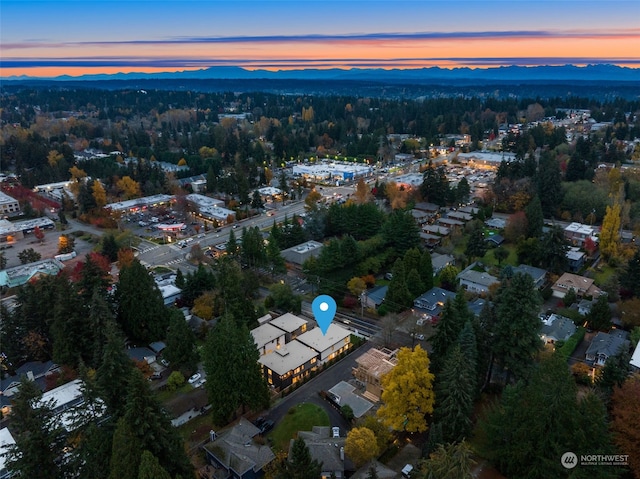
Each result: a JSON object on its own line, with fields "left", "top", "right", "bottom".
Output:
{"left": 413, "top": 287, "right": 457, "bottom": 317}
{"left": 363, "top": 285, "right": 388, "bottom": 309}
{"left": 290, "top": 426, "right": 354, "bottom": 479}
{"left": 484, "top": 233, "right": 504, "bottom": 247}
{"left": 540, "top": 314, "right": 576, "bottom": 344}
{"left": 513, "top": 264, "right": 547, "bottom": 289}
{"left": 566, "top": 247, "right": 586, "bottom": 273}
{"left": 430, "top": 253, "right": 454, "bottom": 275}
{"left": 585, "top": 330, "right": 630, "bottom": 366}
{"left": 125, "top": 347, "right": 157, "bottom": 364}
{"left": 203, "top": 418, "right": 275, "bottom": 479}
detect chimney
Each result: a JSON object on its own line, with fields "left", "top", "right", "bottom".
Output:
{"left": 340, "top": 447, "right": 344, "bottom": 461}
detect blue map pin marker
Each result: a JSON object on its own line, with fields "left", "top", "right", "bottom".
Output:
{"left": 311, "top": 295, "right": 337, "bottom": 335}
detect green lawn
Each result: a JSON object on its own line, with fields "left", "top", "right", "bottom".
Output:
{"left": 269, "top": 402, "right": 330, "bottom": 452}
{"left": 593, "top": 264, "right": 616, "bottom": 286}
{"left": 155, "top": 382, "right": 194, "bottom": 403}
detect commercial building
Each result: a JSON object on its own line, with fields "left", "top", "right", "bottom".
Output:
{"left": 281, "top": 241, "right": 324, "bottom": 265}
{"left": 0, "top": 192, "right": 20, "bottom": 217}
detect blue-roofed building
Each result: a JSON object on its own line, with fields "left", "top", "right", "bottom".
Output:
{"left": 467, "top": 298, "right": 488, "bottom": 318}
{"left": 363, "top": 285, "right": 388, "bottom": 309}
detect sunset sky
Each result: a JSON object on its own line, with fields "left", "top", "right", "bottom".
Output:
{"left": 2, "top": 0, "right": 640, "bottom": 78}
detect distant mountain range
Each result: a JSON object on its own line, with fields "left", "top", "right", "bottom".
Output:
{"left": 4, "top": 64, "right": 640, "bottom": 83}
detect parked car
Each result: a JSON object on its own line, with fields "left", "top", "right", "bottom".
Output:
{"left": 188, "top": 373, "right": 202, "bottom": 385}
{"left": 254, "top": 416, "right": 266, "bottom": 428}
{"left": 148, "top": 372, "right": 162, "bottom": 381}
{"left": 332, "top": 427, "right": 340, "bottom": 438}
{"left": 260, "top": 420, "right": 275, "bottom": 434}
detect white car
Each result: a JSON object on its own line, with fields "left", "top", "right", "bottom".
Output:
{"left": 332, "top": 427, "right": 340, "bottom": 438}
{"left": 188, "top": 373, "right": 202, "bottom": 385}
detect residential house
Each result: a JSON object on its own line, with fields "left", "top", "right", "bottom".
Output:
{"left": 148, "top": 341, "right": 166, "bottom": 355}
{"left": 411, "top": 209, "right": 431, "bottom": 225}
{"left": 157, "top": 283, "right": 182, "bottom": 305}
{"left": 484, "top": 218, "right": 506, "bottom": 229}
{"left": 363, "top": 285, "right": 388, "bottom": 309}
{"left": 352, "top": 347, "right": 398, "bottom": 401}
{"left": 448, "top": 211, "right": 473, "bottom": 222}
{"left": 459, "top": 206, "right": 479, "bottom": 216}
{"left": 297, "top": 323, "right": 351, "bottom": 364}
{"left": 281, "top": 241, "right": 324, "bottom": 266}
{"left": 419, "top": 232, "right": 441, "bottom": 248}
{"left": 578, "top": 299, "right": 595, "bottom": 316}
{"left": 437, "top": 217, "right": 465, "bottom": 231}
{"left": 413, "top": 202, "right": 440, "bottom": 216}
{"left": 251, "top": 323, "right": 286, "bottom": 356}
{"left": 413, "top": 287, "right": 457, "bottom": 317}
{"left": 564, "top": 222, "right": 596, "bottom": 247}
{"left": 513, "top": 264, "right": 547, "bottom": 289}
{"left": 485, "top": 234, "right": 505, "bottom": 247}
{"left": 422, "top": 225, "right": 450, "bottom": 238}
{"left": 566, "top": 247, "right": 586, "bottom": 273}
{"left": 430, "top": 253, "right": 454, "bottom": 275}
{"left": 292, "top": 426, "right": 354, "bottom": 479}
{"left": 0, "top": 360, "right": 60, "bottom": 414}
{"left": 258, "top": 339, "right": 319, "bottom": 390}
{"left": 552, "top": 273, "right": 603, "bottom": 299}
{"left": 540, "top": 314, "right": 577, "bottom": 344}
{"left": 269, "top": 313, "right": 308, "bottom": 342}
{"left": 0, "top": 427, "right": 16, "bottom": 479}
{"left": 467, "top": 297, "right": 488, "bottom": 317}
{"left": 585, "top": 330, "right": 630, "bottom": 366}
{"left": 203, "top": 418, "right": 275, "bottom": 479}
{"left": 126, "top": 347, "right": 157, "bottom": 364}
{"left": 457, "top": 266, "right": 499, "bottom": 294}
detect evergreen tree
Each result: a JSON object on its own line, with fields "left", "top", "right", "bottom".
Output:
{"left": 382, "top": 210, "right": 420, "bottom": 255}
{"left": 586, "top": 294, "right": 612, "bottom": 331}
{"left": 492, "top": 273, "right": 542, "bottom": 382}
{"left": 403, "top": 248, "right": 422, "bottom": 275}
{"left": 251, "top": 189, "right": 265, "bottom": 210}
{"left": 524, "top": 195, "right": 544, "bottom": 239}
{"left": 433, "top": 345, "right": 475, "bottom": 443}
{"left": 109, "top": 417, "right": 142, "bottom": 479}
{"left": 97, "top": 321, "right": 134, "bottom": 417}
{"left": 385, "top": 259, "right": 413, "bottom": 311}
{"left": 175, "top": 268, "right": 185, "bottom": 289}
{"left": 479, "top": 353, "right": 616, "bottom": 479}
{"left": 138, "top": 450, "right": 172, "bottom": 479}
{"left": 620, "top": 247, "right": 640, "bottom": 297}
{"left": 116, "top": 259, "right": 169, "bottom": 341}
{"left": 430, "top": 300, "right": 463, "bottom": 372}
{"left": 406, "top": 268, "right": 424, "bottom": 298}
{"left": 5, "top": 378, "right": 65, "bottom": 479}
{"left": 421, "top": 441, "right": 476, "bottom": 479}
{"left": 457, "top": 321, "right": 478, "bottom": 392}
{"left": 419, "top": 250, "right": 434, "bottom": 291}
{"left": 101, "top": 233, "right": 120, "bottom": 262}
{"left": 596, "top": 348, "right": 632, "bottom": 400}
{"left": 123, "top": 369, "right": 193, "bottom": 477}
{"left": 539, "top": 225, "right": 569, "bottom": 274}
{"left": 284, "top": 437, "right": 322, "bottom": 479}
{"left": 226, "top": 228, "right": 239, "bottom": 256}
{"left": 203, "top": 316, "right": 270, "bottom": 424}
{"left": 536, "top": 150, "right": 563, "bottom": 217}
{"left": 464, "top": 227, "right": 487, "bottom": 261}
{"left": 70, "top": 421, "right": 112, "bottom": 479}
{"left": 164, "top": 308, "right": 199, "bottom": 373}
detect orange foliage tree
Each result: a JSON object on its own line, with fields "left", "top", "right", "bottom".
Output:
{"left": 610, "top": 374, "right": 640, "bottom": 478}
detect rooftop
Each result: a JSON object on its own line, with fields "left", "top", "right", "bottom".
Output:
{"left": 251, "top": 323, "right": 285, "bottom": 349}
{"left": 258, "top": 340, "right": 318, "bottom": 376}
{"left": 269, "top": 313, "right": 308, "bottom": 333}
{"left": 297, "top": 323, "right": 351, "bottom": 353}
{"left": 354, "top": 348, "right": 398, "bottom": 379}
{"left": 540, "top": 314, "right": 576, "bottom": 342}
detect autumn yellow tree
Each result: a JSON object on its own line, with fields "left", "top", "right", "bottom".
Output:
{"left": 384, "top": 182, "right": 408, "bottom": 210}
{"left": 116, "top": 176, "right": 141, "bottom": 200}
{"left": 47, "top": 150, "right": 63, "bottom": 167}
{"left": 354, "top": 178, "right": 373, "bottom": 204}
{"left": 193, "top": 291, "right": 215, "bottom": 320}
{"left": 610, "top": 374, "right": 640, "bottom": 478}
{"left": 377, "top": 345, "right": 435, "bottom": 433}
{"left": 600, "top": 202, "right": 621, "bottom": 260}
{"left": 347, "top": 277, "right": 366, "bottom": 298}
{"left": 304, "top": 189, "right": 323, "bottom": 211}
{"left": 344, "top": 427, "right": 379, "bottom": 467}
{"left": 92, "top": 180, "right": 107, "bottom": 208}
{"left": 68, "top": 165, "right": 88, "bottom": 196}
